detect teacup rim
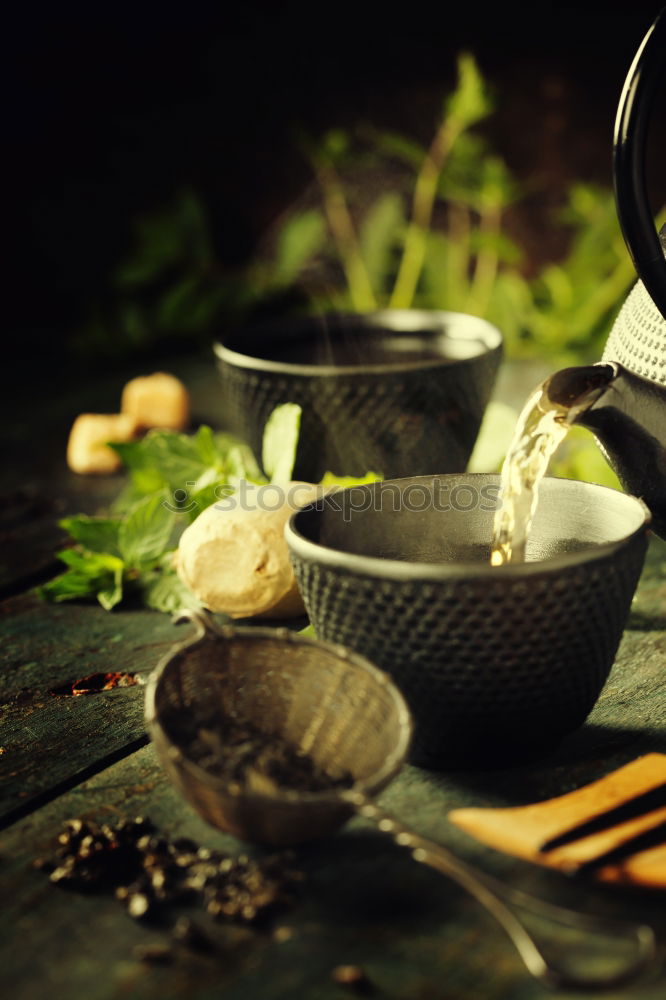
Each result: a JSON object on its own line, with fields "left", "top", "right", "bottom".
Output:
{"left": 285, "top": 474, "right": 651, "bottom": 580}
{"left": 214, "top": 309, "right": 503, "bottom": 377}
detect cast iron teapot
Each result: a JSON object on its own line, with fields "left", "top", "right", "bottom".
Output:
{"left": 546, "top": 8, "right": 666, "bottom": 536}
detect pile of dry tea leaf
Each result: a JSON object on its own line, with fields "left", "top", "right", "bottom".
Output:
{"left": 161, "top": 710, "right": 354, "bottom": 795}
{"left": 35, "top": 815, "right": 304, "bottom": 948}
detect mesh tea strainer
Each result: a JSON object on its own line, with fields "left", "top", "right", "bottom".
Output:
{"left": 145, "top": 611, "right": 656, "bottom": 992}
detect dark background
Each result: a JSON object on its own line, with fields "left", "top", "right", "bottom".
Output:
{"left": 4, "top": 3, "right": 666, "bottom": 368}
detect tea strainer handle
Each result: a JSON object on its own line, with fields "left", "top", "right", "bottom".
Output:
{"left": 345, "top": 791, "right": 656, "bottom": 992}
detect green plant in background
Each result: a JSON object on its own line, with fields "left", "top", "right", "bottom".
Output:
{"left": 70, "top": 190, "right": 236, "bottom": 357}
{"left": 70, "top": 53, "right": 664, "bottom": 485}
{"left": 523, "top": 188, "right": 666, "bottom": 366}
{"left": 72, "top": 52, "right": 662, "bottom": 368}
{"left": 297, "top": 54, "right": 511, "bottom": 318}
{"left": 251, "top": 52, "right": 661, "bottom": 371}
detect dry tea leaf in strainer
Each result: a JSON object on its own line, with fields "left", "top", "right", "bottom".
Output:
{"left": 144, "top": 611, "right": 656, "bottom": 992}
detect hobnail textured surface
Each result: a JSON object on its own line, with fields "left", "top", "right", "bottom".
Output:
{"left": 145, "top": 619, "right": 411, "bottom": 845}
{"left": 602, "top": 228, "right": 666, "bottom": 384}
{"left": 215, "top": 312, "right": 502, "bottom": 482}
{"left": 286, "top": 476, "right": 650, "bottom": 766}
{"left": 603, "top": 279, "right": 666, "bottom": 384}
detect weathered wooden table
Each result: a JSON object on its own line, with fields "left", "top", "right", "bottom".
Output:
{"left": 2, "top": 355, "right": 665, "bottom": 999}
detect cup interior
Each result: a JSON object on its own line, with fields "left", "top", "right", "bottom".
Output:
{"left": 288, "top": 475, "right": 649, "bottom": 572}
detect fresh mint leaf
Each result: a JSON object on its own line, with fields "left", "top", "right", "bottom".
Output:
{"left": 110, "top": 480, "right": 147, "bottom": 515}
{"left": 110, "top": 426, "right": 265, "bottom": 516}
{"left": 108, "top": 440, "right": 166, "bottom": 497}
{"left": 118, "top": 493, "right": 176, "bottom": 567}
{"left": 40, "top": 569, "right": 103, "bottom": 603}
{"left": 225, "top": 442, "right": 264, "bottom": 484}
{"left": 112, "top": 430, "right": 205, "bottom": 493}
{"left": 183, "top": 482, "right": 229, "bottom": 523}
{"left": 141, "top": 562, "right": 202, "bottom": 614}
{"left": 57, "top": 548, "right": 124, "bottom": 574}
{"left": 194, "top": 428, "right": 264, "bottom": 485}
{"left": 194, "top": 424, "right": 220, "bottom": 467}
{"left": 97, "top": 563, "right": 125, "bottom": 610}
{"left": 107, "top": 439, "right": 145, "bottom": 469}
{"left": 59, "top": 515, "right": 122, "bottom": 557}
{"left": 41, "top": 549, "right": 125, "bottom": 606}
{"left": 262, "top": 403, "right": 302, "bottom": 483}
{"left": 319, "top": 470, "right": 382, "bottom": 488}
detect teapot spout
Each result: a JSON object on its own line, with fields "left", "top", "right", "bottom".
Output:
{"left": 573, "top": 364, "right": 666, "bottom": 537}
{"left": 543, "top": 363, "right": 617, "bottom": 420}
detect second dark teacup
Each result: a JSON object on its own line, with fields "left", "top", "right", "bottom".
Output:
{"left": 214, "top": 310, "right": 502, "bottom": 482}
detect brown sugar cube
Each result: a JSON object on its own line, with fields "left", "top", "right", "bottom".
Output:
{"left": 67, "top": 413, "right": 138, "bottom": 474}
{"left": 121, "top": 372, "right": 190, "bottom": 431}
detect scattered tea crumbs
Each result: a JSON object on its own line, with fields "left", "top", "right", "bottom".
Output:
{"left": 49, "top": 672, "right": 139, "bottom": 696}
{"left": 34, "top": 815, "right": 304, "bottom": 955}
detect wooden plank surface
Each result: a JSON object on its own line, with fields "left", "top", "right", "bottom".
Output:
{"left": 2, "top": 354, "right": 666, "bottom": 997}
{"left": 3, "top": 533, "right": 666, "bottom": 830}
{"left": 0, "top": 354, "right": 228, "bottom": 821}
{"left": 1, "top": 564, "right": 665, "bottom": 997}
{"left": 2, "top": 741, "right": 665, "bottom": 1000}
{"left": 0, "top": 593, "right": 180, "bottom": 826}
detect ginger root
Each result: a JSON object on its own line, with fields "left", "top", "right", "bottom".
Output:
{"left": 177, "top": 482, "right": 324, "bottom": 619}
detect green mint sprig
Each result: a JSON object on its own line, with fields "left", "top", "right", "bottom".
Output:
{"left": 40, "top": 491, "right": 193, "bottom": 612}
{"left": 41, "top": 404, "right": 380, "bottom": 614}
{"left": 109, "top": 423, "right": 265, "bottom": 520}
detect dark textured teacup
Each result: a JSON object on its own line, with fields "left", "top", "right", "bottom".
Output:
{"left": 214, "top": 310, "right": 502, "bottom": 482}
{"left": 285, "top": 474, "right": 650, "bottom": 767}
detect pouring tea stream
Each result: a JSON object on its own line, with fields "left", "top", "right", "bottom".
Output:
{"left": 490, "top": 364, "right": 617, "bottom": 565}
